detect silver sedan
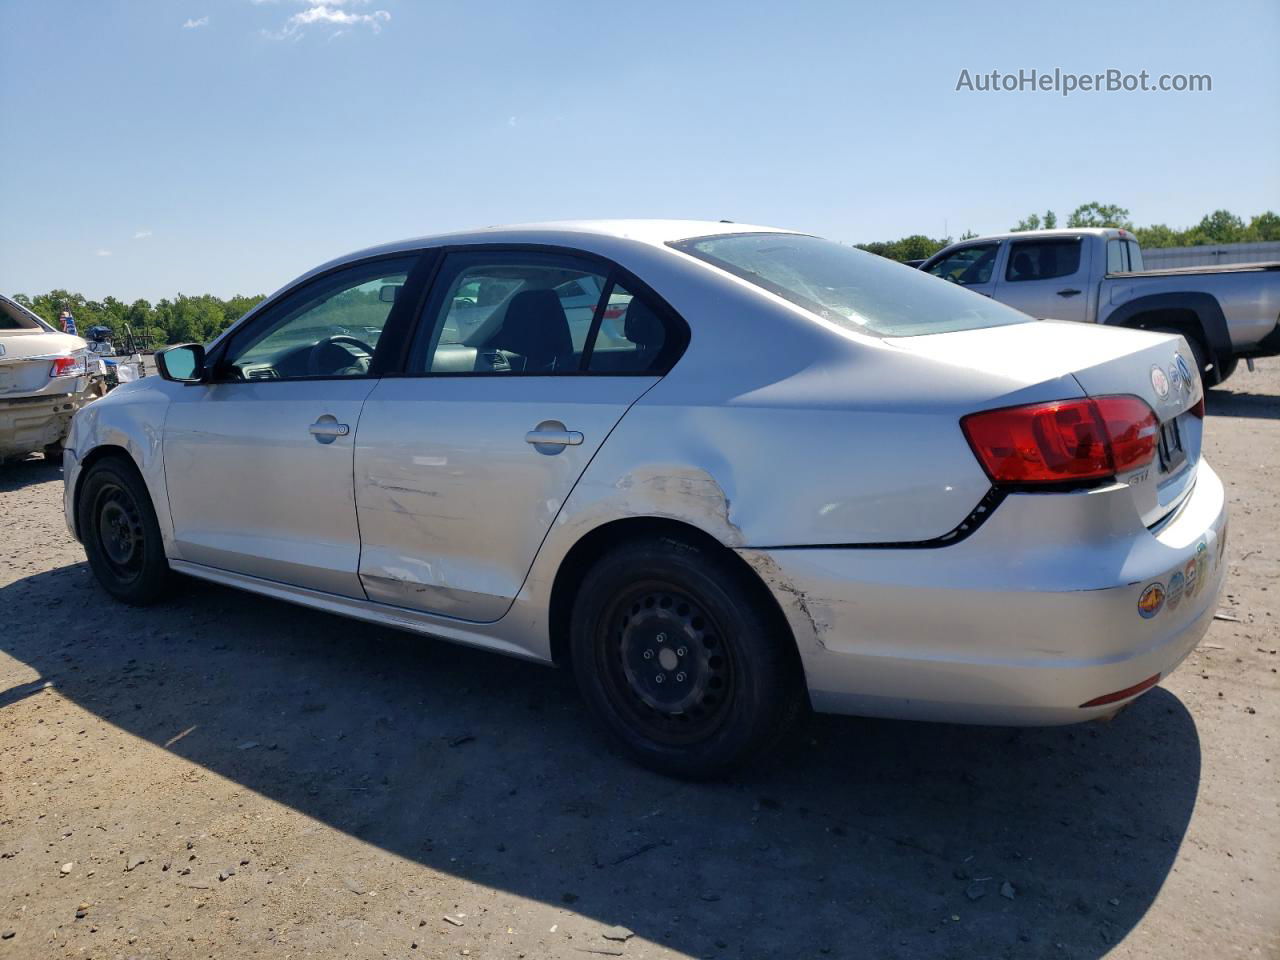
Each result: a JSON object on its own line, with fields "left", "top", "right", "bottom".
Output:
{"left": 63, "top": 220, "right": 1227, "bottom": 776}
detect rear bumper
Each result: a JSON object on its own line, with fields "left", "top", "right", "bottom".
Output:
{"left": 741, "top": 461, "right": 1228, "bottom": 725}
{"left": 0, "top": 385, "right": 88, "bottom": 458}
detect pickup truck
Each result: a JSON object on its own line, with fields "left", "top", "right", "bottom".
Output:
{"left": 918, "top": 228, "right": 1280, "bottom": 384}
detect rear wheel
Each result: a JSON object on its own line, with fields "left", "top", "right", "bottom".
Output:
{"left": 570, "top": 536, "right": 803, "bottom": 778}
{"left": 78, "top": 456, "right": 172, "bottom": 604}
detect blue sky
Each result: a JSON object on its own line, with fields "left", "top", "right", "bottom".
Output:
{"left": 1, "top": 0, "right": 1277, "bottom": 301}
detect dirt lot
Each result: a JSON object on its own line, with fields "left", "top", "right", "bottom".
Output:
{"left": 2, "top": 365, "right": 1277, "bottom": 960}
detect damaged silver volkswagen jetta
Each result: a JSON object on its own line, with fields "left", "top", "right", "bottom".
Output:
{"left": 64, "top": 221, "right": 1227, "bottom": 776}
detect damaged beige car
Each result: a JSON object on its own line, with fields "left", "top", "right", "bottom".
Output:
{"left": 0, "top": 294, "right": 105, "bottom": 465}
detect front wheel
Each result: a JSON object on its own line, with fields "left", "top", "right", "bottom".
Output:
{"left": 78, "top": 456, "right": 172, "bottom": 604}
{"left": 570, "top": 536, "right": 803, "bottom": 778}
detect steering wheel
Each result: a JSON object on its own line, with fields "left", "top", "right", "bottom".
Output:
{"left": 307, "top": 334, "right": 376, "bottom": 376}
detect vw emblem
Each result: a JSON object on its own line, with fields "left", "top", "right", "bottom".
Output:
{"left": 1174, "top": 353, "right": 1193, "bottom": 391}
{"left": 1150, "top": 364, "right": 1170, "bottom": 399}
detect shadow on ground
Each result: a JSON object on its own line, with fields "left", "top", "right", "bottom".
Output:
{"left": 1207, "top": 384, "right": 1280, "bottom": 420}
{"left": 0, "top": 454, "right": 62, "bottom": 491}
{"left": 2, "top": 563, "right": 1200, "bottom": 959}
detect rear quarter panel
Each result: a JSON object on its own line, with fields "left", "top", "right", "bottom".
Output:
{"left": 1101, "top": 269, "right": 1280, "bottom": 349}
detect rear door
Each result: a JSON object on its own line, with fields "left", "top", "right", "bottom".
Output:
{"left": 354, "top": 249, "right": 682, "bottom": 621}
{"left": 994, "top": 235, "right": 1091, "bottom": 322}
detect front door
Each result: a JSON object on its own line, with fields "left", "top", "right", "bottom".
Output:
{"left": 354, "top": 250, "right": 679, "bottom": 621}
{"left": 164, "top": 256, "right": 418, "bottom": 597}
{"left": 921, "top": 241, "right": 1001, "bottom": 299}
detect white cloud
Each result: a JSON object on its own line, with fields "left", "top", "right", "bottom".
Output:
{"left": 508, "top": 116, "right": 518, "bottom": 127}
{"left": 133, "top": 230, "right": 152, "bottom": 240}
{"left": 261, "top": 2, "right": 390, "bottom": 38}
{"left": 182, "top": 16, "right": 209, "bottom": 29}
{"left": 95, "top": 250, "right": 112, "bottom": 257}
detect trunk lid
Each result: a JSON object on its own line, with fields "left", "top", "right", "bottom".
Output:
{"left": 0, "top": 330, "right": 86, "bottom": 397}
{"left": 888, "top": 319, "right": 1202, "bottom": 527}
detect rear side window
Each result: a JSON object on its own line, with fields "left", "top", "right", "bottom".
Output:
{"left": 412, "top": 251, "right": 682, "bottom": 374}
{"left": 1005, "top": 239, "right": 1082, "bottom": 282}
{"left": 671, "top": 233, "right": 1030, "bottom": 338}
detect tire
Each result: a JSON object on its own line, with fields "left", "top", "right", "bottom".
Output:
{"left": 77, "top": 456, "right": 172, "bottom": 605}
{"left": 569, "top": 535, "right": 803, "bottom": 779}
{"left": 1211, "top": 355, "right": 1238, "bottom": 386}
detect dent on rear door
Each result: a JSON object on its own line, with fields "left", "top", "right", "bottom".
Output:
{"left": 352, "top": 376, "right": 657, "bottom": 622}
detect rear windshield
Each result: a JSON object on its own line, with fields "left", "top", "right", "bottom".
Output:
{"left": 670, "top": 233, "right": 1032, "bottom": 337}
{"left": 0, "top": 298, "right": 52, "bottom": 331}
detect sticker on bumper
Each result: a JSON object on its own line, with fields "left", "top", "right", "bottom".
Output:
{"left": 1166, "top": 572, "right": 1185, "bottom": 612}
{"left": 1138, "top": 582, "right": 1166, "bottom": 619}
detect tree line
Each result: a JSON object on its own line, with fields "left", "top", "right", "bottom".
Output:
{"left": 11, "top": 290, "right": 265, "bottom": 349}
{"left": 856, "top": 206, "right": 1280, "bottom": 263}
{"left": 12, "top": 206, "right": 1279, "bottom": 345}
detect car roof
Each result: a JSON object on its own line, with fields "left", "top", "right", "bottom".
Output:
{"left": 310, "top": 220, "right": 795, "bottom": 275}
{"left": 954, "top": 227, "right": 1133, "bottom": 243}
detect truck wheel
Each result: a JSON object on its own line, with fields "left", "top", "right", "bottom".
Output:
{"left": 1211, "top": 355, "right": 1238, "bottom": 385}
{"left": 78, "top": 456, "right": 172, "bottom": 605}
{"left": 569, "top": 535, "right": 804, "bottom": 779}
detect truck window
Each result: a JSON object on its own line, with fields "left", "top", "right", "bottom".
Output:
{"left": 1107, "top": 240, "right": 1125, "bottom": 274}
{"left": 1106, "top": 239, "right": 1146, "bottom": 273}
{"left": 1005, "top": 239, "right": 1082, "bottom": 282}
{"left": 923, "top": 243, "right": 999, "bottom": 286}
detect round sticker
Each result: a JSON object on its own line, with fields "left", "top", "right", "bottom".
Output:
{"left": 1138, "top": 582, "right": 1166, "bottom": 619}
{"left": 1166, "top": 572, "right": 1185, "bottom": 611}
{"left": 1150, "top": 365, "right": 1170, "bottom": 399}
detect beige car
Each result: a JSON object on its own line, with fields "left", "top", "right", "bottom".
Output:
{"left": 0, "top": 294, "right": 103, "bottom": 463}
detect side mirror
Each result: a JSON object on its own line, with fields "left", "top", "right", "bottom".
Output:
{"left": 155, "top": 343, "right": 206, "bottom": 383}
{"left": 378, "top": 284, "right": 402, "bottom": 303}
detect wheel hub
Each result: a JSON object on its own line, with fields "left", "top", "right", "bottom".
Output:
{"left": 96, "top": 487, "right": 143, "bottom": 575}
{"left": 616, "top": 591, "right": 729, "bottom": 722}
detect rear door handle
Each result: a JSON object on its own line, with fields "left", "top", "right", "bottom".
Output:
{"left": 525, "top": 429, "right": 583, "bottom": 446}
{"left": 1057, "top": 288, "right": 1082, "bottom": 297}
{"left": 309, "top": 417, "right": 350, "bottom": 444}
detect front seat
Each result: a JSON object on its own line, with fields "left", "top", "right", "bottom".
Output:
{"left": 1011, "top": 251, "right": 1035, "bottom": 280}
{"left": 494, "top": 289, "right": 575, "bottom": 371}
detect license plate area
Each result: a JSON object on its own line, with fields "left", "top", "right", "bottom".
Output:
{"left": 1157, "top": 416, "right": 1186, "bottom": 473}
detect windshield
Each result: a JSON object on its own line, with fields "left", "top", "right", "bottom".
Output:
{"left": 670, "top": 233, "right": 1032, "bottom": 337}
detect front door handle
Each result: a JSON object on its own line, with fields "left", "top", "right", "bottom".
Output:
{"left": 309, "top": 416, "right": 350, "bottom": 444}
{"left": 1057, "top": 288, "right": 1082, "bottom": 297}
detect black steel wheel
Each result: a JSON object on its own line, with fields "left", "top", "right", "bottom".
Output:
{"left": 78, "top": 456, "right": 172, "bottom": 604}
{"left": 570, "top": 535, "right": 803, "bottom": 778}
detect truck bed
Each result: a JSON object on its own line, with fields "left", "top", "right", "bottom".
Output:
{"left": 1108, "top": 261, "right": 1280, "bottom": 279}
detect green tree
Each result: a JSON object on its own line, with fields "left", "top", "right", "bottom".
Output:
{"left": 1067, "top": 203, "right": 1133, "bottom": 229}
{"left": 1245, "top": 211, "right": 1280, "bottom": 241}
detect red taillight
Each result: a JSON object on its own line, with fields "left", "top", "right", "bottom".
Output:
{"left": 961, "top": 395, "right": 1158, "bottom": 485}
{"left": 49, "top": 355, "right": 87, "bottom": 378}
{"left": 1189, "top": 397, "right": 1205, "bottom": 419}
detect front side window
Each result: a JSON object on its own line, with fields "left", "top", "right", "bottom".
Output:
{"left": 222, "top": 257, "right": 415, "bottom": 380}
{"left": 924, "top": 243, "right": 1000, "bottom": 286}
{"left": 413, "top": 252, "right": 678, "bottom": 374}
{"left": 672, "top": 233, "right": 1029, "bottom": 338}
{"left": 1004, "top": 239, "right": 1082, "bottom": 282}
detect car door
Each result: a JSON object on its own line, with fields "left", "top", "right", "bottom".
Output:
{"left": 163, "top": 255, "right": 421, "bottom": 597}
{"left": 993, "top": 235, "right": 1092, "bottom": 322}
{"left": 354, "top": 249, "right": 683, "bottom": 622}
{"left": 921, "top": 241, "right": 1002, "bottom": 298}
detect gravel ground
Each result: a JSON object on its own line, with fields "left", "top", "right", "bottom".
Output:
{"left": 1, "top": 363, "right": 1277, "bottom": 960}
